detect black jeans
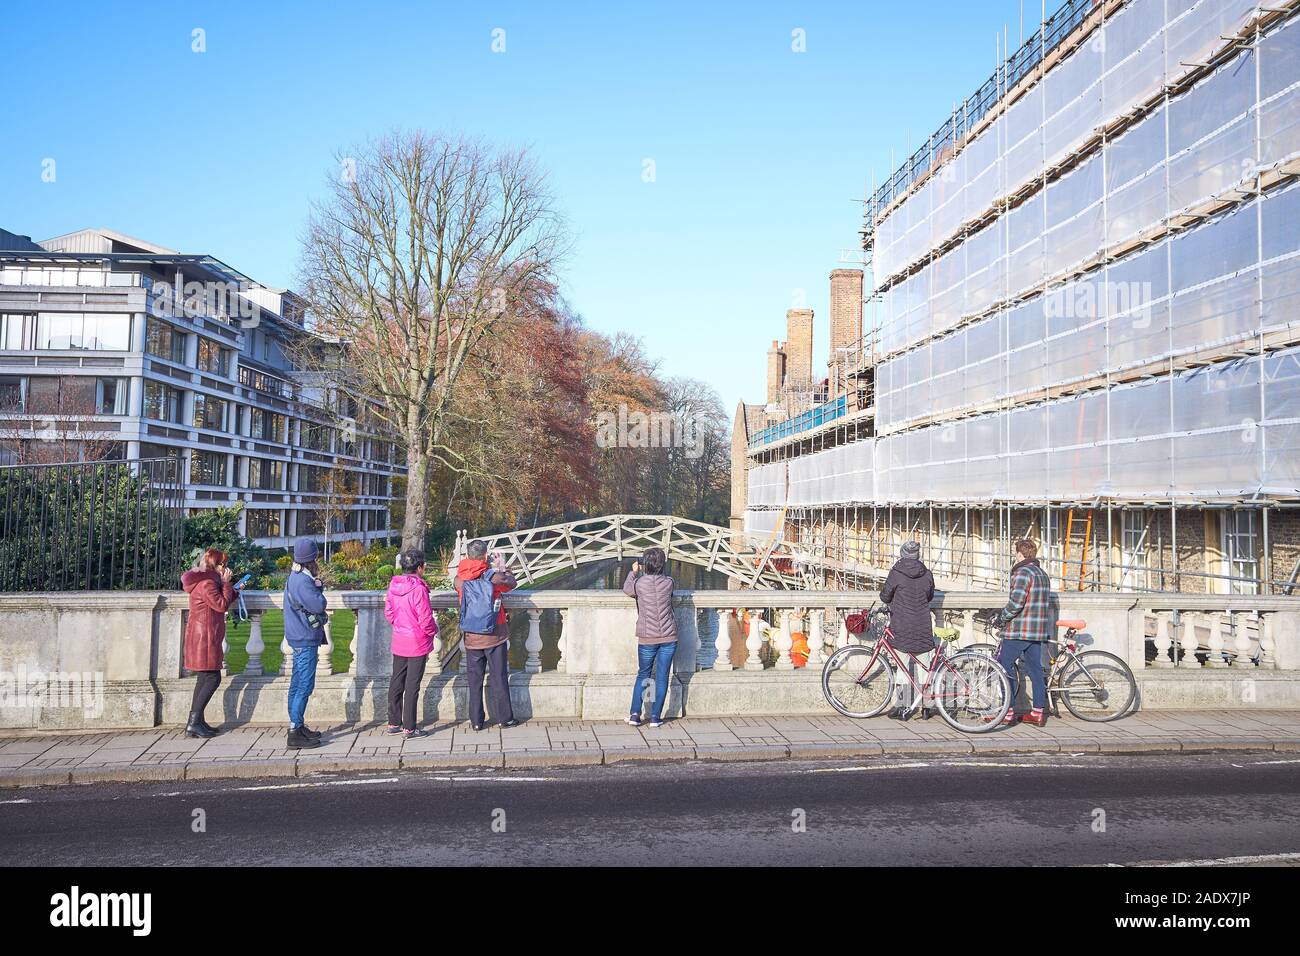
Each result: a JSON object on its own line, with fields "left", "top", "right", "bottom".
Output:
{"left": 190, "top": 670, "right": 221, "bottom": 720}
{"left": 466, "top": 642, "right": 513, "bottom": 726}
{"left": 388, "top": 653, "right": 428, "bottom": 731}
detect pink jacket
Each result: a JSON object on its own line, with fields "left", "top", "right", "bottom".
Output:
{"left": 384, "top": 573, "right": 438, "bottom": 657}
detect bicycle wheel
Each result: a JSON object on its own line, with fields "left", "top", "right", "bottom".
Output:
{"left": 930, "top": 650, "right": 1010, "bottom": 734}
{"left": 1058, "top": 650, "right": 1137, "bottom": 722}
{"left": 822, "top": 644, "right": 894, "bottom": 719}
{"left": 964, "top": 642, "right": 998, "bottom": 657}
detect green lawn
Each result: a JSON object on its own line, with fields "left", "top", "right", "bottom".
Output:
{"left": 223, "top": 608, "right": 357, "bottom": 675}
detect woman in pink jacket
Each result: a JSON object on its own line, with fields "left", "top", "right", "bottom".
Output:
{"left": 383, "top": 548, "right": 439, "bottom": 738}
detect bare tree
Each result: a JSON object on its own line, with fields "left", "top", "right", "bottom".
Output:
{"left": 316, "top": 464, "right": 358, "bottom": 562}
{"left": 296, "top": 130, "right": 569, "bottom": 548}
{"left": 0, "top": 378, "right": 121, "bottom": 465}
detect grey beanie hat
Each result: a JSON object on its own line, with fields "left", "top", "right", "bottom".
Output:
{"left": 900, "top": 540, "right": 921, "bottom": 558}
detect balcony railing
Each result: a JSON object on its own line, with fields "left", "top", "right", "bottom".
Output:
{"left": 749, "top": 395, "right": 847, "bottom": 447}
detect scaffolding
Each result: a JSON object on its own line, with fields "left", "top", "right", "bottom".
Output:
{"left": 742, "top": 0, "right": 1300, "bottom": 598}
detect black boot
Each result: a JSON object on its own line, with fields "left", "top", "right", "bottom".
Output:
{"left": 886, "top": 706, "right": 909, "bottom": 721}
{"left": 185, "top": 712, "right": 216, "bottom": 738}
{"left": 287, "top": 726, "right": 322, "bottom": 749}
{"left": 298, "top": 723, "right": 323, "bottom": 739}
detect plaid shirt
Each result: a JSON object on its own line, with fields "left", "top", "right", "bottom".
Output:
{"left": 999, "top": 558, "right": 1054, "bottom": 642}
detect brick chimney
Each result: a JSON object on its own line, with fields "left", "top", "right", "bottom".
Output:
{"left": 828, "top": 269, "right": 864, "bottom": 395}
{"left": 765, "top": 339, "right": 785, "bottom": 406}
{"left": 784, "top": 309, "right": 814, "bottom": 384}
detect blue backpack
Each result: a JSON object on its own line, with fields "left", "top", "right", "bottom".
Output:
{"left": 459, "top": 570, "right": 499, "bottom": 634}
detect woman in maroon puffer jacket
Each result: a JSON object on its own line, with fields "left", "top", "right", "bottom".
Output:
{"left": 181, "top": 548, "right": 236, "bottom": 738}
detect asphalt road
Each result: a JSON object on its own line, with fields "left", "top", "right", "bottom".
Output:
{"left": 1, "top": 752, "right": 1298, "bottom": 866}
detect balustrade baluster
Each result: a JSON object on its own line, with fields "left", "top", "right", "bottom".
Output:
{"left": 1207, "top": 613, "right": 1228, "bottom": 668}
{"left": 960, "top": 609, "right": 975, "bottom": 648}
{"left": 775, "top": 609, "right": 795, "bottom": 670}
{"left": 1177, "top": 612, "right": 1201, "bottom": 668}
{"left": 525, "top": 609, "right": 543, "bottom": 673}
{"left": 317, "top": 620, "right": 334, "bottom": 678}
{"left": 280, "top": 634, "right": 293, "bottom": 677}
{"left": 837, "top": 614, "right": 850, "bottom": 650}
{"left": 806, "top": 609, "right": 825, "bottom": 667}
{"left": 1259, "top": 612, "right": 1276, "bottom": 669}
{"left": 714, "top": 609, "right": 733, "bottom": 671}
{"left": 556, "top": 609, "right": 567, "bottom": 673}
{"left": 347, "top": 615, "right": 360, "bottom": 676}
{"left": 1231, "top": 610, "right": 1254, "bottom": 667}
{"left": 744, "top": 610, "right": 764, "bottom": 671}
{"left": 1152, "top": 612, "right": 1174, "bottom": 667}
{"left": 244, "top": 609, "right": 265, "bottom": 676}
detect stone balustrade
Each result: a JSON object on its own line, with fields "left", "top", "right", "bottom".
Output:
{"left": 1, "top": 588, "right": 1298, "bottom": 731}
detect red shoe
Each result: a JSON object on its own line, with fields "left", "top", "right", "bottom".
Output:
{"left": 1021, "top": 710, "right": 1046, "bottom": 727}
{"left": 992, "top": 710, "right": 1019, "bottom": 726}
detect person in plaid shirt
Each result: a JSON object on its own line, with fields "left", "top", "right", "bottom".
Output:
{"left": 994, "top": 539, "right": 1054, "bottom": 726}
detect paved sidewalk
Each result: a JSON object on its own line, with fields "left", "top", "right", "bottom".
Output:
{"left": 2, "top": 710, "right": 1299, "bottom": 788}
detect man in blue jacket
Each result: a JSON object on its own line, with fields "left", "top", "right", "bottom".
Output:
{"left": 284, "top": 537, "right": 327, "bottom": 749}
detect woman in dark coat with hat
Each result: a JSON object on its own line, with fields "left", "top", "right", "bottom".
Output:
{"left": 879, "top": 540, "right": 936, "bottom": 720}
{"left": 181, "top": 548, "right": 236, "bottom": 738}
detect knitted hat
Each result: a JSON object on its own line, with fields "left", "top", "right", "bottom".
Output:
{"left": 900, "top": 540, "right": 921, "bottom": 558}
{"left": 293, "top": 537, "right": 319, "bottom": 564}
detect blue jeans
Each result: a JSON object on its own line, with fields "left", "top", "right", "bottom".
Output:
{"left": 998, "top": 639, "right": 1047, "bottom": 711}
{"left": 288, "top": 644, "right": 319, "bottom": 728}
{"left": 630, "top": 641, "right": 677, "bottom": 719}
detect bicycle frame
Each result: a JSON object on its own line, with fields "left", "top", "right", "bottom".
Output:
{"left": 982, "top": 626, "right": 1104, "bottom": 700}
{"left": 854, "top": 622, "right": 980, "bottom": 714}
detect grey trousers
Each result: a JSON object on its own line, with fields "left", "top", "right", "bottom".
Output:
{"left": 466, "top": 642, "right": 514, "bottom": 726}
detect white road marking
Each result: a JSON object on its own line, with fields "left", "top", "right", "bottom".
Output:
{"left": 805, "top": 762, "right": 932, "bottom": 773}
{"left": 1123, "top": 851, "right": 1300, "bottom": 867}
{"left": 0, "top": 798, "right": 32, "bottom": 805}
{"left": 1247, "top": 758, "right": 1300, "bottom": 766}
{"left": 804, "top": 759, "right": 1091, "bottom": 773}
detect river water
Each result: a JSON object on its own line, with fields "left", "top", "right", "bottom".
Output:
{"left": 502, "top": 558, "right": 730, "bottom": 670}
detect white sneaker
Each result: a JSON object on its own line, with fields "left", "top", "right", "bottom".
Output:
{"left": 648, "top": 716, "right": 664, "bottom": 729}
{"left": 625, "top": 714, "right": 642, "bottom": 727}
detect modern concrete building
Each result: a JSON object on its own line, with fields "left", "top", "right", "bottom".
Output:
{"left": 736, "top": 0, "right": 1300, "bottom": 596}
{"left": 0, "top": 227, "right": 401, "bottom": 549}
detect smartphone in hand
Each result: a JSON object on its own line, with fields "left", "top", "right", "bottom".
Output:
{"left": 234, "top": 573, "right": 253, "bottom": 591}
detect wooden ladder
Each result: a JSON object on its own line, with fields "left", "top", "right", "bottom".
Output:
{"left": 1062, "top": 508, "right": 1093, "bottom": 591}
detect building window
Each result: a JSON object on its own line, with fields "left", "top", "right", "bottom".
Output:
{"left": 301, "top": 422, "right": 331, "bottom": 452}
{"left": 1, "top": 313, "right": 34, "bottom": 350}
{"left": 0, "top": 375, "right": 25, "bottom": 411}
{"left": 248, "top": 457, "right": 283, "bottom": 490}
{"left": 143, "top": 381, "right": 184, "bottom": 423}
{"left": 32, "top": 312, "right": 131, "bottom": 351}
{"left": 1119, "top": 510, "right": 1149, "bottom": 590}
{"left": 145, "top": 319, "right": 186, "bottom": 363}
{"left": 250, "top": 409, "right": 285, "bottom": 442}
{"left": 196, "top": 338, "right": 231, "bottom": 377}
{"left": 96, "top": 377, "right": 127, "bottom": 415}
{"left": 190, "top": 451, "right": 227, "bottom": 486}
{"left": 245, "top": 509, "right": 282, "bottom": 539}
{"left": 1221, "top": 509, "right": 1260, "bottom": 595}
{"left": 192, "top": 394, "right": 227, "bottom": 431}
{"left": 298, "top": 464, "right": 322, "bottom": 493}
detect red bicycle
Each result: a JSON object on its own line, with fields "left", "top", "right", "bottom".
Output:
{"left": 821, "top": 604, "right": 1012, "bottom": 734}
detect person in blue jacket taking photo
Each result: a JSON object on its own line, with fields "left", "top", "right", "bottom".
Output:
{"left": 283, "top": 537, "right": 328, "bottom": 749}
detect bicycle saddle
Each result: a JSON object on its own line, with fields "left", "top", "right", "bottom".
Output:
{"left": 1056, "top": 619, "right": 1086, "bottom": 630}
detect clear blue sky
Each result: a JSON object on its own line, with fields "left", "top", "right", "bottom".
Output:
{"left": 0, "top": 0, "right": 1044, "bottom": 414}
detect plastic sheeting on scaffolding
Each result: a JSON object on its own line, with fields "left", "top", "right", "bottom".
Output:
{"left": 743, "top": 507, "right": 784, "bottom": 541}
{"left": 746, "top": 461, "right": 788, "bottom": 507}
{"left": 871, "top": 0, "right": 1292, "bottom": 359}
{"left": 876, "top": 178, "right": 1300, "bottom": 434}
{"left": 745, "top": 342, "right": 1300, "bottom": 507}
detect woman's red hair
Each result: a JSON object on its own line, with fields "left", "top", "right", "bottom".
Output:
{"left": 203, "top": 548, "right": 228, "bottom": 569}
